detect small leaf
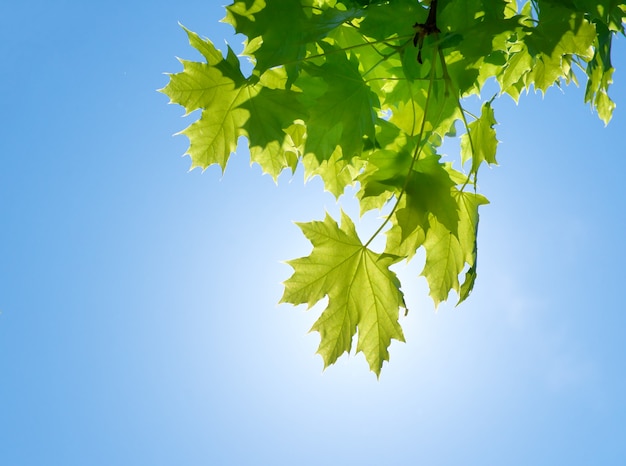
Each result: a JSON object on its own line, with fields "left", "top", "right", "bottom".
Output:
{"left": 499, "top": 45, "right": 533, "bottom": 98}
{"left": 457, "top": 265, "right": 477, "bottom": 305}
{"left": 584, "top": 23, "right": 616, "bottom": 124}
{"left": 421, "top": 218, "right": 464, "bottom": 307}
{"left": 461, "top": 101, "right": 498, "bottom": 173}
{"left": 421, "top": 190, "right": 488, "bottom": 306}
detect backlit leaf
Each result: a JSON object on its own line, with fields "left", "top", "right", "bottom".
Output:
{"left": 281, "top": 212, "right": 406, "bottom": 376}
{"left": 461, "top": 100, "right": 498, "bottom": 173}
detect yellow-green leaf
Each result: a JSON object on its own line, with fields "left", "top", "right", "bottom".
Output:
{"left": 281, "top": 212, "right": 406, "bottom": 376}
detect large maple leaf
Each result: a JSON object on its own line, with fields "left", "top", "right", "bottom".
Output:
{"left": 281, "top": 211, "right": 406, "bottom": 376}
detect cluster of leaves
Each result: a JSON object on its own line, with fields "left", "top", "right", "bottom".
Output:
{"left": 161, "top": 0, "right": 624, "bottom": 376}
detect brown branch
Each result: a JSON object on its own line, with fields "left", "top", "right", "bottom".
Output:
{"left": 413, "top": 0, "right": 440, "bottom": 63}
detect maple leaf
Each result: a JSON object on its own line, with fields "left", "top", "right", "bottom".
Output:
{"left": 401, "top": 154, "right": 459, "bottom": 238}
{"left": 525, "top": 2, "right": 596, "bottom": 92}
{"left": 303, "top": 150, "right": 360, "bottom": 198}
{"left": 281, "top": 211, "right": 406, "bottom": 376}
{"left": 461, "top": 100, "right": 498, "bottom": 174}
{"left": 241, "top": 73, "right": 307, "bottom": 179}
{"left": 385, "top": 207, "right": 427, "bottom": 261}
{"left": 421, "top": 191, "right": 488, "bottom": 306}
{"left": 359, "top": 0, "right": 427, "bottom": 40}
{"left": 224, "top": 0, "right": 311, "bottom": 73}
{"left": 162, "top": 28, "right": 307, "bottom": 176}
{"left": 421, "top": 217, "right": 464, "bottom": 306}
{"left": 224, "top": 0, "right": 362, "bottom": 78}
{"left": 456, "top": 191, "right": 488, "bottom": 304}
{"left": 584, "top": 23, "right": 616, "bottom": 124}
{"left": 163, "top": 59, "right": 249, "bottom": 171}
{"left": 160, "top": 30, "right": 251, "bottom": 171}
{"left": 299, "top": 44, "right": 379, "bottom": 162}
{"left": 498, "top": 43, "right": 533, "bottom": 102}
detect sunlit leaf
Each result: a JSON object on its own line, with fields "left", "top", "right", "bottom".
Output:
{"left": 281, "top": 212, "right": 406, "bottom": 376}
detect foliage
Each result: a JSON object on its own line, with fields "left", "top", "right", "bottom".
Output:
{"left": 161, "top": 0, "right": 625, "bottom": 376}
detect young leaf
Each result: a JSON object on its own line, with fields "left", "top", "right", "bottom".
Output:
{"left": 461, "top": 100, "right": 498, "bottom": 173}
{"left": 421, "top": 218, "right": 464, "bottom": 306}
{"left": 421, "top": 190, "right": 488, "bottom": 306}
{"left": 584, "top": 22, "right": 616, "bottom": 124}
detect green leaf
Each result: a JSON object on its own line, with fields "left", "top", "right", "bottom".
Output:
{"left": 359, "top": 0, "right": 427, "bottom": 40}
{"left": 385, "top": 76, "right": 460, "bottom": 138}
{"left": 160, "top": 29, "right": 251, "bottom": 171}
{"left": 299, "top": 44, "right": 379, "bottom": 162}
{"left": 179, "top": 25, "right": 224, "bottom": 65}
{"left": 402, "top": 154, "right": 459, "bottom": 237}
{"left": 162, "top": 58, "right": 250, "bottom": 171}
{"left": 385, "top": 203, "right": 427, "bottom": 261}
{"left": 458, "top": 265, "right": 478, "bottom": 304}
{"left": 224, "top": 0, "right": 311, "bottom": 73}
{"left": 358, "top": 147, "right": 412, "bottom": 210}
{"left": 498, "top": 40, "right": 533, "bottom": 100}
{"left": 461, "top": 100, "right": 499, "bottom": 173}
{"left": 281, "top": 212, "right": 406, "bottom": 376}
{"left": 525, "top": 2, "right": 596, "bottom": 92}
{"left": 455, "top": 191, "right": 489, "bottom": 263}
{"left": 304, "top": 150, "right": 360, "bottom": 197}
{"left": 421, "top": 218, "right": 465, "bottom": 306}
{"left": 241, "top": 81, "right": 307, "bottom": 179}
{"left": 421, "top": 190, "right": 488, "bottom": 306}
{"left": 224, "top": 0, "right": 362, "bottom": 77}
{"left": 584, "top": 22, "right": 616, "bottom": 124}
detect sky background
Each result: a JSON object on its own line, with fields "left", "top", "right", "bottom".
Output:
{"left": 1, "top": 2, "right": 625, "bottom": 465}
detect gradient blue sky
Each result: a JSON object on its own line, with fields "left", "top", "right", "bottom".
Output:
{"left": 1, "top": 2, "right": 625, "bottom": 465}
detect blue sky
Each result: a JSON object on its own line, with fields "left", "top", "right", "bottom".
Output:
{"left": 1, "top": 2, "right": 625, "bottom": 465}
